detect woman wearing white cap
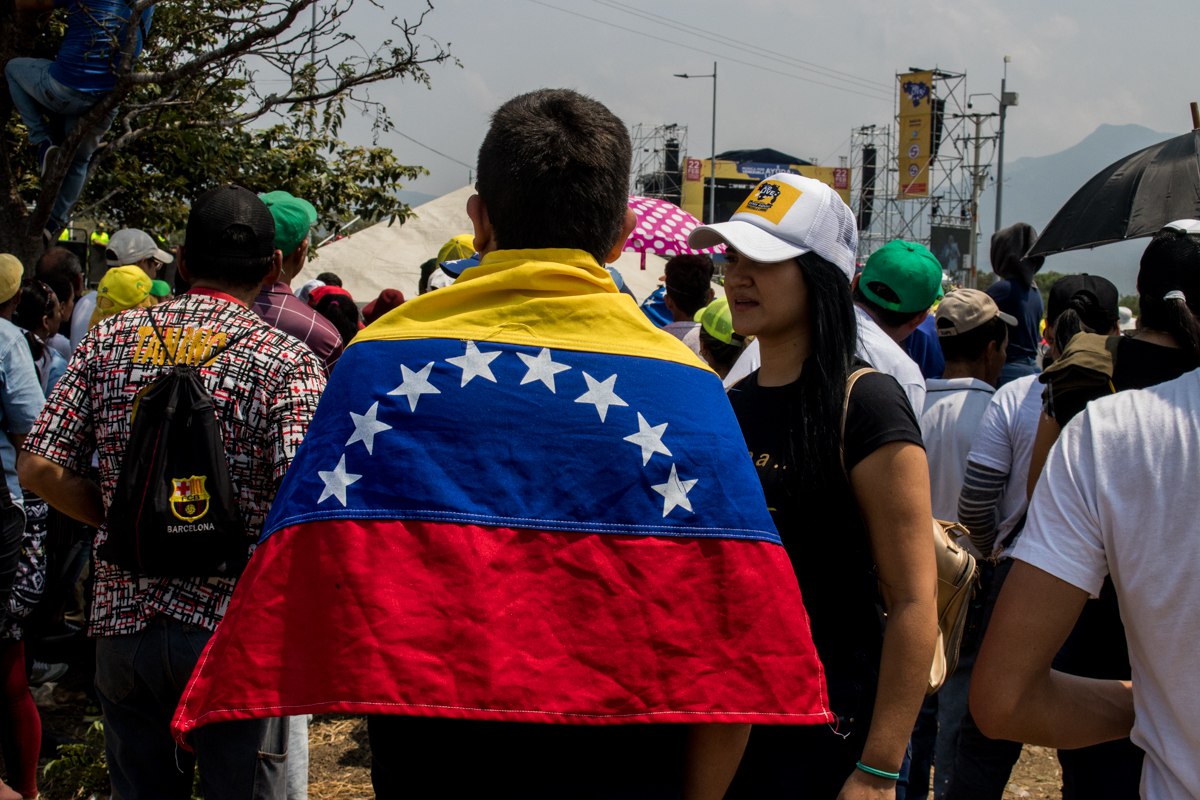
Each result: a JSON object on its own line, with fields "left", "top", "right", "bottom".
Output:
{"left": 690, "top": 174, "right": 937, "bottom": 799}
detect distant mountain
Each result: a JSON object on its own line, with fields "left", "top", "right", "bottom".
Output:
{"left": 396, "top": 190, "right": 438, "bottom": 208}
{"left": 977, "top": 123, "right": 1180, "bottom": 293}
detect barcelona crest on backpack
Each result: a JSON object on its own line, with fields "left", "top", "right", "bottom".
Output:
{"left": 170, "top": 476, "right": 211, "bottom": 523}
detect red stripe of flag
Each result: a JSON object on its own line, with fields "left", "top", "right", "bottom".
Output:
{"left": 174, "top": 519, "right": 832, "bottom": 742}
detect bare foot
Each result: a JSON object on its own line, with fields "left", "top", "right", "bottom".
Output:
{"left": 0, "top": 778, "right": 21, "bottom": 800}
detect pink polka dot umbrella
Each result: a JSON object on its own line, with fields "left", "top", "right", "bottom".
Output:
{"left": 625, "top": 196, "right": 723, "bottom": 268}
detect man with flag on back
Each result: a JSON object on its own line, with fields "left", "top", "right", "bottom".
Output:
{"left": 173, "top": 89, "right": 833, "bottom": 799}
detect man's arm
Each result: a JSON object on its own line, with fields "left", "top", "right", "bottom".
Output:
{"left": 1026, "top": 412, "right": 1061, "bottom": 500}
{"left": 957, "top": 460, "right": 1006, "bottom": 555}
{"left": 18, "top": 452, "right": 104, "bottom": 528}
{"left": 971, "top": 560, "right": 1134, "bottom": 748}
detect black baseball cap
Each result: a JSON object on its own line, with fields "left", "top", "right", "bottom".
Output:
{"left": 184, "top": 185, "right": 275, "bottom": 270}
{"left": 1047, "top": 274, "right": 1120, "bottom": 330}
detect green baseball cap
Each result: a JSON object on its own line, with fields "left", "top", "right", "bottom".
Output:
{"left": 149, "top": 279, "right": 171, "bottom": 298}
{"left": 259, "top": 190, "right": 317, "bottom": 256}
{"left": 860, "top": 240, "right": 945, "bottom": 313}
{"left": 693, "top": 297, "right": 736, "bottom": 344}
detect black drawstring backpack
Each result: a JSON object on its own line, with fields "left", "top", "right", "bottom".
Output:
{"left": 102, "top": 310, "right": 250, "bottom": 577}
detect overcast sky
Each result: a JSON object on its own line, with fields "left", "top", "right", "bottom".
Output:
{"left": 337, "top": 0, "right": 1197, "bottom": 199}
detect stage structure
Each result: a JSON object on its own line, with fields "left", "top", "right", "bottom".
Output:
{"left": 631, "top": 123, "right": 688, "bottom": 206}
{"left": 849, "top": 68, "right": 995, "bottom": 286}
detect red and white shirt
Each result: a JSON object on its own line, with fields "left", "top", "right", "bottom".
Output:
{"left": 24, "top": 291, "right": 327, "bottom": 635}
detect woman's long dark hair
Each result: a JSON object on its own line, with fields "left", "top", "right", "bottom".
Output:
{"left": 15, "top": 279, "right": 56, "bottom": 362}
{"left": 789, "top": 252, "right": 858, "bottom": 494}
{"left": 1136, "top": 229, "right": 1200, "bottom": 367}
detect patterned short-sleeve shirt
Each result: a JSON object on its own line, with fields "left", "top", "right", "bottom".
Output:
{"left": 24, "top": 292, "right": 327, "bottom": 636}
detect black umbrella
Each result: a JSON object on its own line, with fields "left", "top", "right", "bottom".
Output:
{"left": 1029, "top": 128, "right": 1200, "bottom": 257}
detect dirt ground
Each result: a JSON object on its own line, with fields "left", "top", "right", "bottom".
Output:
{"left": 305, "top": 715, "right": 1065, "bottom": 800}
{"left": 25, "top": 675, "right": 1064, "bottom": 799}
{"left": 27, "top": 695, "right": 1065, "bottom": 799}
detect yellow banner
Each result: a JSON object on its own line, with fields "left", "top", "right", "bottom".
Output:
{"left": 898, "top": 72, "right": 933, "bottom": 198}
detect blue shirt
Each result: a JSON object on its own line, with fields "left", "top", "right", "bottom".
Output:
{"left": 903, "top": 314, "right": 945, "bottom": 380}
{"left": 987, "top": 279, "right": 1043, "bottom": 362}
{"left": 50, "top": 0, "right": 155, "bottom": 94}
{"left": 0, "top": 319, "right": 46, "bottom": 506}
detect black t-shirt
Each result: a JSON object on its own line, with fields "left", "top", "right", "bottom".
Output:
{"left": 727, "top": 366, "right": 923, "bottom": 721}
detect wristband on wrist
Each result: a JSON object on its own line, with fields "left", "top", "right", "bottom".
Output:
{"left": 855, "top": 760, "right": 901, "bottom": 781}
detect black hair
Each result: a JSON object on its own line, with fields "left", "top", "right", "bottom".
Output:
{"left": 314, "top": 293, "right": 360, "bottom": 347}
{"left": 664, "top": 254, "right": 715, "bottom": 316}
{"left": 315, "top": 272, "right": 343, "bottom": 287}
{"left": 1136, "top": 229, "right": 1200, "bottom": 366}
{"left": 476, "top": 89, "right": 632, "bottom": 264}
{"left": 15, "top": 279, "right": 58, "bottom": 362}
{"left": 417, "top": 258, "right": 440, "bottom": 295}
{"left": 790, "top": 252, "right": 858, "bottom": 494}
{"left": 852, "top": 285, "right": 926, "bottom": 329}
{"left": 35, "top": 247, "right": 83, "bottom": 290}
{"left": 937, "top": 316, "right": 1009, "bottom": 362}
{"left": 40, "top": 273, "right": 74, "bottom": 308}
{"left": 697, "top": 329, "right": 745, "bottom": 377}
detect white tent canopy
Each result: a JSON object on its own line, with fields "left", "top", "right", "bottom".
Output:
{"left": 299, "top": 186, "right": 712, "bottom": 305}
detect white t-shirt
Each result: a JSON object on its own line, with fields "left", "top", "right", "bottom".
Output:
{"left": 1014, "top": 368, "right": 1200, "bottom": 800}
{"left": 920, "top": 377, "right": 995, "bottom": 533}
{"left": 963, "top": 374, "right": 1042, "bottom": 556}
{"left": 854, "top": 305, "right": 925, "bottom": 413}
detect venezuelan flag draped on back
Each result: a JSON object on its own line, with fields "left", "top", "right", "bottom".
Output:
{"left": 173, "top": 250, "right": 832, "bottom": 741}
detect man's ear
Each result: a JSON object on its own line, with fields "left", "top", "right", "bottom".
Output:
{"left": 467, "top": 194, "right": 496, "bottom": 255}
{"left": 262, "top": 250, "right": 283, "bottom": 288}
{"left": 903, "top": 308, "right": 930, "bottom": 337}
{"left": 603, "top": 209, "right": 637, "bottom": 265}
{"left": 176, "top": 246, "right": 191, "bottom": 284}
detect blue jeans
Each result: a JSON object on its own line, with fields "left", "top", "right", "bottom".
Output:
{"left": 95, "top": 615, "right": 288, "bottom": 800}
{"left": 943, "top": 561, "right": 1022, "bottom": 800}
{"left": 997, "top": 356, "right": 1038, "bottom": 387}
{"left": 4, "top": 57, "right": 117, "bottom": 232}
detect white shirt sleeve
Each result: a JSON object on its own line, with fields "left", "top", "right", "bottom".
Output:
{"left": 1010, "top": 412, "right": 1109, "bottom": 598}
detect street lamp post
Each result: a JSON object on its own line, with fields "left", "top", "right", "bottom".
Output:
{"left": 994, "top": 55, "right": 1019, "bottom": 233}
{"left": 674, "top": 62, "right": 718, "bottom": 224}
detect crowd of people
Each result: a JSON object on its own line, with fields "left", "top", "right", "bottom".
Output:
{"left": 0, "top": 58, "right": 1197, "bottom": 800}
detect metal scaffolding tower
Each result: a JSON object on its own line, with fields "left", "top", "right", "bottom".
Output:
{"left": 849, "top": 69, "right": 994, "bottom": 285}
{"left": 630, "top": 123, "right": 688, "bottom": 203}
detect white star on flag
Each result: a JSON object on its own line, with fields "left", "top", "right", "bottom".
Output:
{"left": 623, "top": 412, "right": 672, "bottom": 466}
{"left": 317, "top": 455, "right": 362, "bottom": 506}
{"left": 574, "top": 372, "right": 628, "bottom": 423}
{"left": 517, "top": 347, "right": 571, "bottom": 393}
{"left": 387, "top": 362, "right": 441, "bottom": 412}
{"left": 345, "top": 401, "right": 392, "bottom": 455}
{"left": 446, "top": 341, "right": 502, "bottom": 387}
{"left": 651, "top": 464, "right": 698, "bottom": 517}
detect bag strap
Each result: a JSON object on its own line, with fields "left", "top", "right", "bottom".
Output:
{"left": 145, "top": 307, "right": 248, "bottom": 368}
{"left": 838, "top": 367, "right": 878, "bottom": 473}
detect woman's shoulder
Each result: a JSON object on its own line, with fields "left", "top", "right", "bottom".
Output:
{"left": 848, "top": 368, "right": 911, "bottom": 411}
{"left": 844, "top": 368, "right": 922, "bottom": 469}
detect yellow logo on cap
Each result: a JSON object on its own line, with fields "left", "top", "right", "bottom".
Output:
{"left": 736, "top": 180, "right": 802, "bottom": 224}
